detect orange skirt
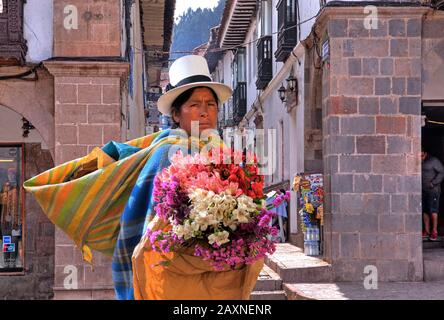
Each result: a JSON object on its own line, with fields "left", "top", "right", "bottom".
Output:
{"left": 132, "top": 235, "right": 264, "bottom": 300}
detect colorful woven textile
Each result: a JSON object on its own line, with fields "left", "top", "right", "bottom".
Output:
{"left": 23, "top": 129, "right": 205, "bottom": 299}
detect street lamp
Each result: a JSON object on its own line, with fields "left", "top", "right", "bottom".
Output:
{"left": 278, "top": 83, "right": 287, "bottom": 102}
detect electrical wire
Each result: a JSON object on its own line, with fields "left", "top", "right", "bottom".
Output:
{"left": 0, "top": 62, "right": 43, "bottom": 81}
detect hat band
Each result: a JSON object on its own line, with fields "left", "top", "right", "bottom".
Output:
{"left": 167, "top": 75, "right": 212, "bottom": 92}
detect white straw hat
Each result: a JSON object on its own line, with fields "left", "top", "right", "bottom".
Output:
{"left": 157, "top": 55, "right": 233, "bottom": 116}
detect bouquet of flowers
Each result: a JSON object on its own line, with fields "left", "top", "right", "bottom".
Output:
{"left": 145, "top": 149, "right": 290, "bottom": 271}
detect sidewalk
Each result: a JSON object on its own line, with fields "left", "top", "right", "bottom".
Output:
{"left": 284, "top": 281, "right": 444, "bottom": 300}
{"left": 258, "top": 243, "right": 444, "bottom": 300}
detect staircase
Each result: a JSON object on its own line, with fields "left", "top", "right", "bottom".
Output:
{"left": 250, "top": 243, "right": 333, "bottom": 300}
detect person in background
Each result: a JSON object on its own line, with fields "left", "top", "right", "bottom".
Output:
{"left": 422, "top": 149, "right": 444, "bottom": 241}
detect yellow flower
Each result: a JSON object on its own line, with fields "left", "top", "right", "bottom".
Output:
{"left": 305, "top": 203, "right": 314, "bottom": 214}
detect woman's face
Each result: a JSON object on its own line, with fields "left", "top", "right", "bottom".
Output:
{"left": 172, "top": 87, "right": 219, "bottom": 136}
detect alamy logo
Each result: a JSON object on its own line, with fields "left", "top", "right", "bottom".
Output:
{"left": 64, "top": 5, "right": 79, "bottom": 30}
{"left": 363, "top": 265, "right": 378, "bottom": 290}
{"left": 363, "top": 5, "right": 378, "bottom": 30}
{"left": 63, "top": 265, "right": 78, "bottom": 290}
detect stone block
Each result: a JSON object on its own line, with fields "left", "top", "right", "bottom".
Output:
{"left": 354, "top": 174, "right": 383, "bottom": 193}
{"left": 341, "top": 116, "right": 375, "bottom": 135}
{"left": 329, "top": 96, "right": 358, "bottom": 115}
{"left": 88, "top": 105, "right": 121, "bottom": 124}
{"left": 358, "top": 97, "right": 379, "bottom": 115}
{"left": 407, "top": 77, "right": 421, "bottom": 95}
{"left": 340, "top": 194, "right": 364, "bottom": 215}
{"left": 391, "top": 194, "right": 408, "bottom": 214}
{"left": 376, "top": 116, "right": 406, "bottom": 134}
{"left": 78, "top": 85, "right": 102, "bottom": 104}
{"left": 377, "top": 260, "right": 410, "bottom": 282}
{"left": 389, "top": 19, "right": 406, "bottom": 37}
{"left": 353, "top": 39, "right": 389, "bottom": 57}
{"left": 78, "top": 125, "right": 103, "bottom": 145}
{"left": 408, "top": 194, "right": 422, "bottom": 214}
{"left": 56, "top": 84, "right": 78, "bottom": 104}
{"left": 380, "top": 97, "right": 398, "bottom": 114}
{"left": 56, "top": 125, "right": 78, "bottom": 144}
{"left": 102, "top": 85, "right": 121, "bottom": 104}
{"left": 392, "top": 77, "right": 406, "bottom": 95}
{"left": 380, "top": 58, "right": 394, "bottom": 76}
{"left": 328, "top": 135, "right": 355, "bottom": 154}
{"left": 362, "top": 58, "right": 379, "bottom": 76}
{"left": 103, "top": 125, "right": 121, "bottom": 142}
{"left": 326, "top": 116, "right": 340, "bottom": 135}
{"left": 383, "top": 175, "right": 398, "bottom": 193}
{"left": 338, "top": 78, "right": 374, "bottom": 95}
{"left": 370, "top": 19, "right": 388, "bottom": 38}
{"left": 360, "top": 233, "right": 379, "bottom": 259}
{"left": 331, "top": 215, "right": 362, "bottom": 232}
{"left": 399, "top": 97, "right": 421, "bottom": 115}
{"left": 329, "top": 19, "right": 348, "bottom": 37}
{"left": 349, "top": 19, "right": 369, "bottom": 38}
{"left": 387, "top": 136, "right": 411, "bottom": 154}
{"left": 373, "top": 155, "right": 407, "bottom": 174}
{"left": 348, "top": 58, "right": 362, "bottom": 76}
{"left": 340, "top": 233, "right": 360, "bottom": 259}
{"left": 339, "top": 155, "right": 372, "bottom": 173}
{"left": 55, "top": 105, "right": 88, "bottom": 125}
{"left": 375, "top": 77, "right": 391, "bottom": 96}
{"left": 408, "top": 38, "right": 421, "bottom": 57}
{"left": 362, "top": 194, "right": 390, "bottom": 215}
{"left": 356, "top": 136, "right": 386, "bottom": 154}
{"left": 379, "top": 215, "right": 405, "bottom": 233}
{"left": 407, "top": 18, "right": 421, "bottom": 37}
{"left": 391, "top": 39, "right": 409, "bottom": 57}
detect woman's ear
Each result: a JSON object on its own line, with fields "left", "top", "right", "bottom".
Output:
{"left": 172, "top": 109, "right": 180, "bottom": 125}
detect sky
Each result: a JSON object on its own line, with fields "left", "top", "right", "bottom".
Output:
{"left": 174, "top": 0, "right": 220, "bottom": 20}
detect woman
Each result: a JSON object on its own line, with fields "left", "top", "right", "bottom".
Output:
{"left": 24, "top": 55, "right": 263, "bottom": 300}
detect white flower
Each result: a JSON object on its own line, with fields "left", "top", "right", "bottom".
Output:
{"left": 208, "top": 231, "right": 230, "bottom": 246}
{"left": 194, "top": 211, "right": 218, "bottom": 231}
{"left": 231, "top": 208, "right": 250, "bottom": 223}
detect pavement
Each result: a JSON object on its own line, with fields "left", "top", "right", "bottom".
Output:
{"left": 255, "top": 243, "right": 444, "bottom": 300}
{"left": 284, "top": 281, "right": 444, "bottom": 300}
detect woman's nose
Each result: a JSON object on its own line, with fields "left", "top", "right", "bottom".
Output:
{"left": 200, "top": 104, "right": 209, "bottom": 117}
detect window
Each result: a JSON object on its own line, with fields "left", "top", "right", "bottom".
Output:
{"left": 0, "top": 145, "right": 24, "bottom": 273}
{"left": 260, "top": 0, "right": 272, "bottom": 37}
{"left": 275, "top": 0, "right": 298, "bottom": 62}
{"left": 0, "top": 0, "right": 27, "bottom": 65}
{"left": 233, "top": 47, "right": 246, "bottom": 88}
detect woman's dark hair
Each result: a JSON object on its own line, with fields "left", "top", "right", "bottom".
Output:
{"left": 170, "top": 86, "right": 219, "bottom": 128}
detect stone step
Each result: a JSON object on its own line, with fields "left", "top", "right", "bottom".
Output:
{"left": 265, "top": 243, "right": 333, "bottom": 283}
{"left": 254, "top": 264, "right": 283, "bottom": 291}
{"left": 424, "top": 248, "right": 444, "bottom": 281}
{"left": 422, "top": 238, "right": 444, "bottom": 250}
{"left": 250, "top": 290, "right": 287, "bottom": 300}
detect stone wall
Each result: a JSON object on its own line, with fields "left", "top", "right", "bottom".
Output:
{"left": 45, "top": 61, "right": 128, "bottom": 300}
{"left": 0, "top": 143, "right": 55, "bottom": 299}
{"left": 319, "top": 7, "right": 426, "bottom": 282}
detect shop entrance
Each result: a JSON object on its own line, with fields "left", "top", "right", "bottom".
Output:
{"left": 421, "top": 104, "right": 444, "bottom": 242}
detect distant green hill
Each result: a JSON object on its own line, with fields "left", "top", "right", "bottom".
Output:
{"left": 171, "top": 0, "right": 224, "bottom": 61}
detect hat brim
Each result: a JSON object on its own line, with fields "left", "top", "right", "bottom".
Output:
{"left": 157, "top": 82, "right": 233, "bottom": 116}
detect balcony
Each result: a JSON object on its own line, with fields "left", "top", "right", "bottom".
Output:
{"left": 256, "top": 36, "right": 273, "bottom": 90}
{"left": 233, "top": 82, "right": 247, "bottom": 124}
{"left": 0, "top": 0, "right": 27, "bottom": 66}
{"left": 275, "top": 0, "right": 297, "bottom": 62}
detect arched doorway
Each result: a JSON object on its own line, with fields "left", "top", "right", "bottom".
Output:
{"left": 0, "top": 104, "right": 55, "bottom": 299}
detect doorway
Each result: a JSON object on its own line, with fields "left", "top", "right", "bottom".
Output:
{"left": 421, "top": 104, "right": 444, "bottom": 241}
